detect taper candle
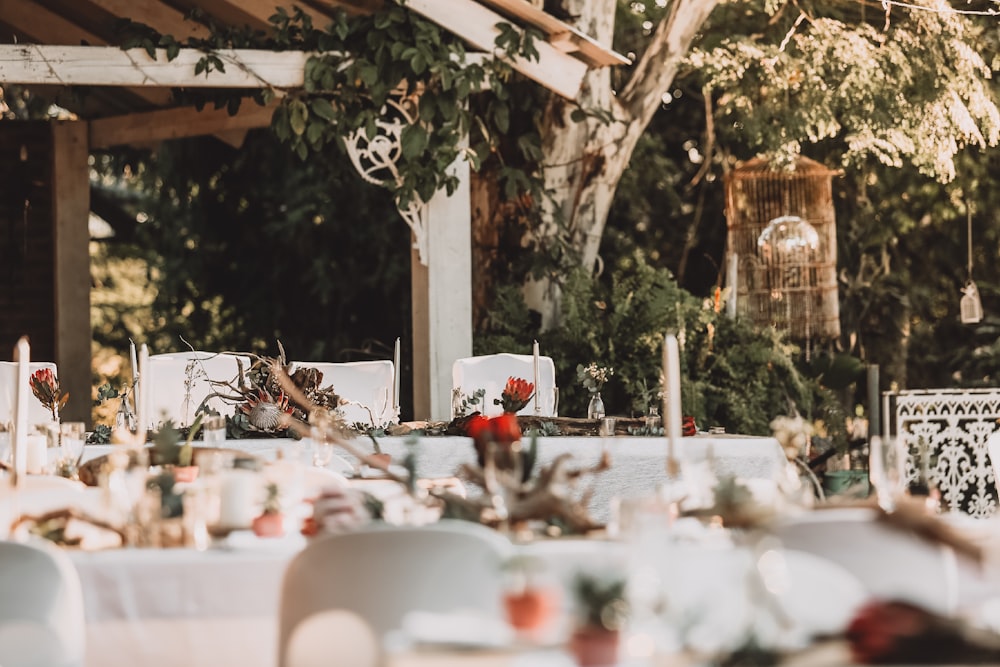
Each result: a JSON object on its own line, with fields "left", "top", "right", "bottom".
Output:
{"left": 533, "top": 340, "right": 540, "bottom": 414}
{"left": 13, "top": 337, "right": 29, "bottom": 484}
{"left": 137, "top": 344, "right": 150, "bottom": 443}
{"left": 663, "top": 334, "right": 682, "bottom": 474}
{"left": 392, "top": 337, "right": 401, "bottom": 415}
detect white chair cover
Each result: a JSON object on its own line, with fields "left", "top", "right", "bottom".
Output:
{"left": 0, "top": 361, "right": 59, "bottom": 428}
{"left": 293, "top": 361, "right": 395, "bottom": 428}
{"left": 277, "top": 520, "right": 512, "bottom": 666}
{"left": 452, "top": 353, "right": 557, "bottom": 417}
{"left": 770, "top": 508, "right": 994, "bottom": 615}
{"left": 0, "top": 540, "right": 86, "bottom": 667}
{"left": 146, "top": 352, "right": 252, "bottom": 427}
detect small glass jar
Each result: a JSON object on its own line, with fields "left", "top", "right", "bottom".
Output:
{"left": 587, "top": 392, "right": 605, "bottom": 420}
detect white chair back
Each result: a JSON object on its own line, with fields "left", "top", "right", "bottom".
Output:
{"left": 770, "top": 508, "right": 985, "bottom": 615}
{"left": 0, "top": 361, "right": 59, "bottom": 428}
{"left": 146, "top": 352, "right": 252, "bottom": 427}
{"left": 294, "top": 361, "right": 395, "bottom": 428}
{"left": 278, "top": 520, "right": 512, "bottom": 666}
{"left": 0, "top": 540, "right": 86, "bottom": 667}
{"left": 452, "top": 353, "right": 557, "bottom": 417}
{"left": 284, "top": 610, "right": 380, "bottom": 667}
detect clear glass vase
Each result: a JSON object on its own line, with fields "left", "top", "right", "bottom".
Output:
{"left": 587, "top": 392, "right": 606, "bottom": 420}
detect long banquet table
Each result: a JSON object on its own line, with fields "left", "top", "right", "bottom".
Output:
{"left": 67, "top": 433, "right": 788, "bottom": 667}
{"left": 84, "top": 433, "right": 789, "bottom": 524}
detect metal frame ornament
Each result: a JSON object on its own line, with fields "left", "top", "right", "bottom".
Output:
{"left": 343, "top": 93, "right": 430, "bottom": 265}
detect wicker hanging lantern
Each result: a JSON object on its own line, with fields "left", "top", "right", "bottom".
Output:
{"left": 724, "top": 156, "right": 841, "bottom": 343}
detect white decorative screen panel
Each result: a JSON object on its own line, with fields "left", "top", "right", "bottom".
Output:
{"left": 891, "top": 388, "right": 1000, "bottom": 518}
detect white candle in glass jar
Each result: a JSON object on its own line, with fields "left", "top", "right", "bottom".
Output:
{"left": 25, "top": 430, "right": 48, "bottom": 475}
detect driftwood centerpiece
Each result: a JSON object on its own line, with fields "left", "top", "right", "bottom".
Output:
{"left": 270, "top": 365, "right": 612, "bottom": 534}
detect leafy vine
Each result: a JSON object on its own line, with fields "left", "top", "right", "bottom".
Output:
{"left": 116, "top": 1, "right": 550, "bottom": 210}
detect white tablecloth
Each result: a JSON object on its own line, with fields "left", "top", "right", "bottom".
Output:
{"left": 83, "top": 434, "right": 787, "bottom": 523}
{"left": 69, "top": 535, "right": 305, "bottom": 667}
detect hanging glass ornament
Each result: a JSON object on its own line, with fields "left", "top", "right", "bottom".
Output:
{"left": 960, "top": 204, "right": 983, "bottom": 325}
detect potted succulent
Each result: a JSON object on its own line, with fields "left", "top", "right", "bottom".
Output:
{"left": 151, "top": 415, "right": 203, "bottom": 483}
{"left": 568, "top": 573, "right": 628, "bottom": 667}
{"left": 502, "top": 555, "right": 559, "bottom": 635}
{"left": 252, "top": 482, "right": 285, "bottom": 537}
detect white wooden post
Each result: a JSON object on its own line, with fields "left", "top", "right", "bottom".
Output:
{"left": 411, "top": 156, "right": 472, "bottom": 420}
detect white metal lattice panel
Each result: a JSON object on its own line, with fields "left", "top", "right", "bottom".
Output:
{"left": 891, "top": 388, "right": 1000, "bottom": 518}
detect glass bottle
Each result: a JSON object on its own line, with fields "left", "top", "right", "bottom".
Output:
{"left": 587, "top": 392, "right": 605, "bottom": 420}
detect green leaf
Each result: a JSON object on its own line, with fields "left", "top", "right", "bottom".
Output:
{"left": 306, "top": 119, "right": 326, "bottom": 147}
{"left": 570, "top": 108, "right": 587, "bottom": 123}
{"left": 493, "top": 102, "right": 510, "bottom": 134}
{"left": 400, "top": 124, "right": 428, "bottom": 159}
{"left": 289, "top": 99, "right": 308, "bottom": 136}
{"left": 309, "top": 98, "right": 335, "bottom": 122}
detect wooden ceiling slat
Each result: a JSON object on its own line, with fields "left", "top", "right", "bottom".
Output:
{"left": 89, "top": 100, "right": 276, "bottom": 147}
{"left": 83, "top": 0, "right": 213, "bottom": 42}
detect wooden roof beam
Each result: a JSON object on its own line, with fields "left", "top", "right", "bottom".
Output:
{"left": 404, "top": 0, "right": 588, "bottom": 100}
{"left": 89, "top": 100, "right": 277, "bottom": 148}
{"left": 0, "top": 45, "right": 310, "bottom": 88}
{"left": 475, "top": 0, "right": 629, "bottom": 67}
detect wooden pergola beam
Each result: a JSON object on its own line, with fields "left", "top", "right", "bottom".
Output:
{"left": 475, "top": 0, "right": 630, "bottom": 67}
{"left": 89, "top": 101, "right": 277, "bottom": 148}
{"left": 404, "top": 0, "right": 587, "bottom": 100}
{"left": 84, "top": 0, "right": 213, "bottom": 42}
{"left": 0, "top": 45, "right": 310, "bottom": 88}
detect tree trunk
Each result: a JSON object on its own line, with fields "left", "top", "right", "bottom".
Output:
{"left": 526, "top": 0, "right": 721, "bottom": 328}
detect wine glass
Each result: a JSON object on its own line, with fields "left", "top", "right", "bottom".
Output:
{"left": 870, "top": 436, "right": 907, "bottom": 513}
{"left": 483, "top": 441, "right": 523, "bottom": 533}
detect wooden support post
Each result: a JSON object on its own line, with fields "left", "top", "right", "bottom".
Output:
{"left": 411, "top": 157, "right": 472, "bottom": 421}
{"left": 51, "top": 121, "right": 91, "bottom": 425}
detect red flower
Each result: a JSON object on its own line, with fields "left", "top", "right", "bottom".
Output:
{"left": 496, "top": 376, "right": 534, "bottom": 414}
{"left": 683, "top": 415, "right": 697, "bottom": 437}
{"left": 467, "top": 412, "right": 522, "bottom": 468}
{"left": 30, "top": 368, "right": 68, "bottom": 421}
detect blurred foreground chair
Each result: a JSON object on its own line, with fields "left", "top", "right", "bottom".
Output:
{"left": 278, "top": 520, "right": 512, "bottom": 667}
{"left": 0, "top": 540, "right": 86, "bottom": 667}
{"left": 293, "top": 360, "right": 395, "bottom": 428}
{"left": 452, "top": 353, "right": 557, "bottom": 418}
{"left": 146, "top": 351, "right": 252, "bottom": 428}
{"left": 0, "top": 361, "right": 59, "bottom": 428}
{"left": 771, "top": 507, "right": 996, "bottom": 615}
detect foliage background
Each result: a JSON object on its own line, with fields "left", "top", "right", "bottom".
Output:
{"left": 20, "top": 0, "right": 1000, "bottom": 429}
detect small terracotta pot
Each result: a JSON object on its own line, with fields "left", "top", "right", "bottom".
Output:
{"left": 252, "top": 512, "right": 285, "bottom": 538}
{"left": 172, "top": 466, "right": 199, "bottom": 483}
{"left": 369, "top": 453, "right": 392, "bottom": 468}
{"left": 568, "top": 626, "right": 620, "bottom": 667}
{"left": 503, "top": 586, "right": 559, "bottom": 632}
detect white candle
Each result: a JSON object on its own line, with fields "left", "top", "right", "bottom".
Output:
{"left": 218, "top": 469, "right": 260, "bottom": 529}
{"left": 25, "top": 431, "right": 47, "bottom": 475}
{"left": 12, "top": 337, "right": 29, "bottom": 484}
{"left": 392, "top": 337, "right": 401, "bottom": 416}
{"left": 663, "top": 334, "right": 683, "bottom": 469}
{"left": 533, "top": 340, "right": 540, "bottom": 414}
{"left": 137, "top": 344, "right": 150, "bottom": 443}
{"left": 129, "top": 339, "right": 139, "bottom": 384}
